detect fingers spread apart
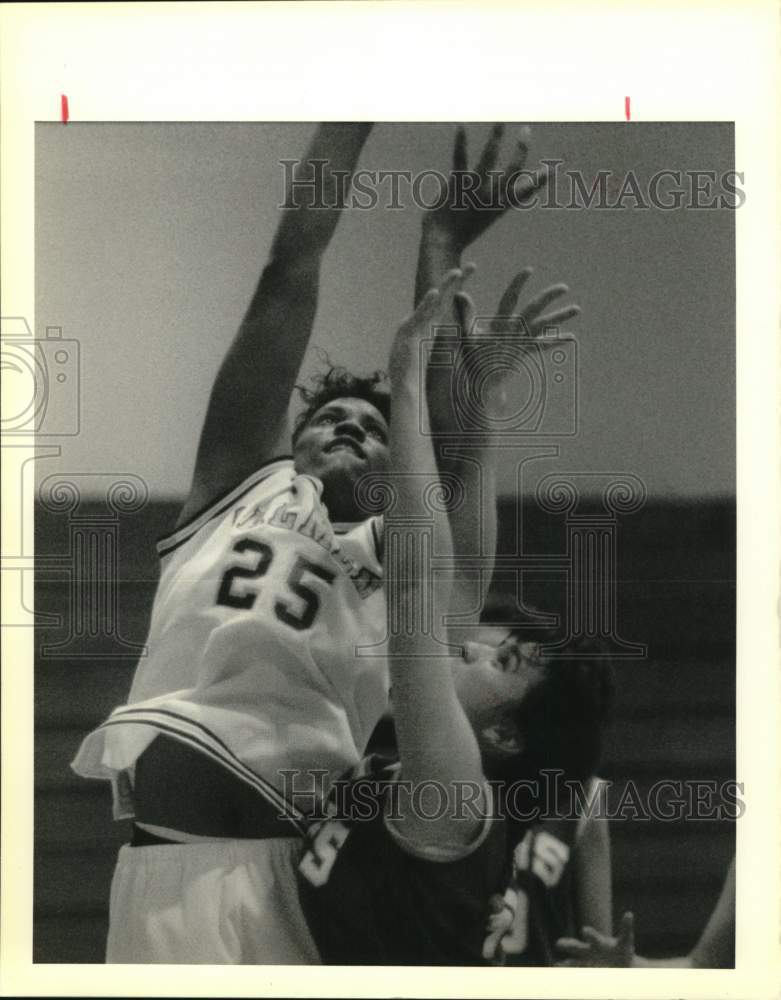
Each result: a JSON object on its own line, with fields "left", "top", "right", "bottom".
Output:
{"left": 412, "top": 266, "right": 476, "bottom": 331}
{"left": 496, "top": 267, "right": 534, "bottom": 317}
{"left": 475, "top": 123, "right": 505, "bottom": 185}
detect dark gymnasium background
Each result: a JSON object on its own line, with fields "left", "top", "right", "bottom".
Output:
{"left": 34, "top": 492, "right": 735, "bottom": 963}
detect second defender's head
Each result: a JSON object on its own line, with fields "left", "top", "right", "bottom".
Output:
{"left": 455, "top": 632, "right": 614, "bottom": 787}
{"left": 292, "top": 367, "right": 391, "bottom": 523}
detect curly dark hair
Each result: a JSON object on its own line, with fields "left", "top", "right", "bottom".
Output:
{"left": 292, "top": 365, "right": 391, "bottom": 445}
{"left": 490, "top": 631, "right": 615, "bottom": 789}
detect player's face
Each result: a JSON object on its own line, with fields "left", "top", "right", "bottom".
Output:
{"left": 293, "top": 397, "right": 390, "bottom": 520}
{"left": 453, "top": 636, "right": 546, "bottom": 730}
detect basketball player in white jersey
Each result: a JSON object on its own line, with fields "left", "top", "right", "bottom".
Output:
{"left": 71, "top": 123, "right": 573, "bottom": 963}
{"left": 72, "top": 123, "right": 391, "bottom": 963}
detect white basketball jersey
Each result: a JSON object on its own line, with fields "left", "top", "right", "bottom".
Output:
{"left": 72, "top": 458, "right": 388, "bottom": 823}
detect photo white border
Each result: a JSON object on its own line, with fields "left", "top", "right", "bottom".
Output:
{"left": 2, "top": 2, "right": 779, "bottom": 997}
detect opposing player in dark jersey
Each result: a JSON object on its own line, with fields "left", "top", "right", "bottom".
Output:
{"left": 298, "top": 633, "right": 614, "bottom": 965}
{"left": 473, "top": 631, "right": 613, "bottom": 966}
{"left": 297, "top": 268, "right": 614, "bottom": 965}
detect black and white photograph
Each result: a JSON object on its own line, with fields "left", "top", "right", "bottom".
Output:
{"left": 1, "top": 3, "right": 779, "bottom": 998}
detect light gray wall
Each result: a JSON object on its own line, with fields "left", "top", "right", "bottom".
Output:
{"left": 35, "top": 122, "right": 735, "bottom": 500}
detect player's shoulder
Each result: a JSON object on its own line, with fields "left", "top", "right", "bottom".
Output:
{"left": 158, "top": 455, "right": 294, "bottom": 559}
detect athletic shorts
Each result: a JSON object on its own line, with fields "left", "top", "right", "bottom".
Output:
{"left": 106, "top": 838, "right": 320, "bottom": 964}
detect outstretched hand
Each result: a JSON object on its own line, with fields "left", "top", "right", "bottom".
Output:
{"left": 423, "top": 124, "right": 549, "bottom": 252}
{"left": 424, "top": 268, "right": 580, "bottom": 442}
{"left": 556, "top": 912, "right": 637, "bottom": 968}
{"left": 388, "top": 264, "right": 476, "bottom": 392}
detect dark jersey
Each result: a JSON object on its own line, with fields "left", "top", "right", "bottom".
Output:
{"left": 486, "top": 777, "right": 605, "bottom": 966}
{"left": 487, "top": 816, "right": 579, "bottom": 966}
{"left": 297, "top": 756, "right": 509, "bottom": 966}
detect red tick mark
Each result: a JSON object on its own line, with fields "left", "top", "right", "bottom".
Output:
{"left": 61, "top": 94, "right": 69, "bottom": 124}
{"left": 624, "top": 96, "right": 631, "bottom": 121}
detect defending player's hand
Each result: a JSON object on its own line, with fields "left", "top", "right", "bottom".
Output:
{"left": 555, "top": 911, "right": 637, "bottom": 968}
{"left": 422, "top": 125, "right": 549, "bottom": 252}
{"left": 388, "top": 264, "right": 476, "bottom": 392}
{"left": 428, "top": 269, "right": 580, "bottom": 443}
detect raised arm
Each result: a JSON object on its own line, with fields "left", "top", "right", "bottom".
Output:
{"left": 414, "top": 124, "right": 545, "bottom": 306}
{"left": 384, "top": 266, "right": 488, "bottom": 850}
{"left": 384, "top": 266, "right": 581, "bottom": 851}
{"left": 436, "top": 272, "right": 581, "bottom": 635}
{"left": 573, "top": 784, "right": 613, "bottom": 936}
{"left": 414, "top": 127, "right": 572, "bottom": 628}
{"left": 178, "top": 123, "right": 372, "bottom": 526}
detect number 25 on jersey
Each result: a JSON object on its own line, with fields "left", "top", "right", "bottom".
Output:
{"left": 216, "top": 536, "right": 335, "bottom": 631}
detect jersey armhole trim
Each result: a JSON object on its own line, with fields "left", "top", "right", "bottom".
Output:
{"left": 157, "top": 456, "right": 293, "bottom": 557}
{"left": 382, "top": 780, "right": 496, "bottom": 864}
{"left": 100, "top": 707, "right": 307, "bottom": 832}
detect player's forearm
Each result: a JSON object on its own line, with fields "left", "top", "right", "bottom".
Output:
{"left": 384, "top": 289, "right": 489, "bottom": 843}
{"left": 387, "top": 378, "right": 454, "bottom": 596}
{"left": 385, "top": 383, "right": 484, "bottom": 787}
{"left": 239, "top": 123, "right": 371, "bottom": 353}
{"left": 271, "top": 122, "right": 373, "bottom": 263}
{"left": 439, "top": 444, "right": 498, "bottom": 633}
{"left": 414, "top": 222, "right": 461, "bottom": 306}
{"left": 575, "top": 808, "right": 613, "bottom": 937}
{"left": 179, "top": 125, "right": 373, "bottom": 525}
{"left": 425, "top": 375, "right": 499, "bottom": 620}
{"left": 386, "top": 379, "right": 456, "bottom": 745}
{"left": 447, "top": 445, "right": 497, "bottom": 560}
